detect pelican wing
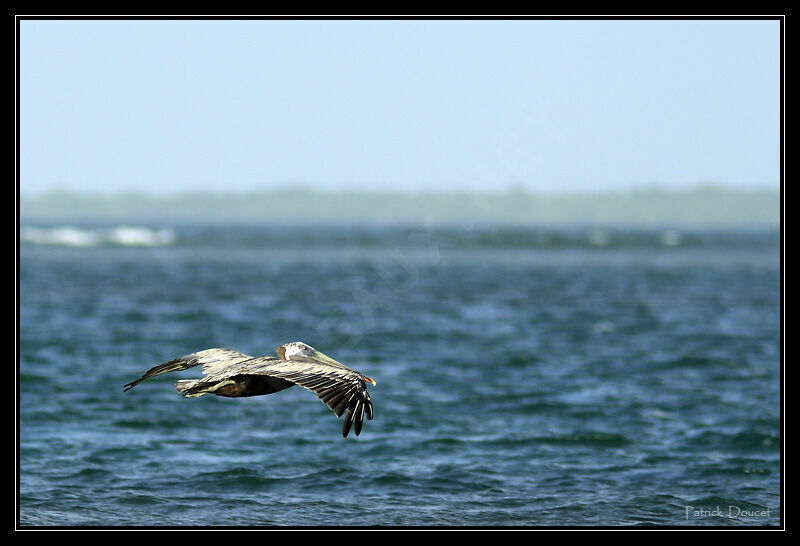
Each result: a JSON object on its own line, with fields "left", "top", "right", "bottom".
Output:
{"left": 243, "top": 357, "right": 375, "bottom": 437}
{"left": 123, "top": 348, "right": 255, "bottom": 392}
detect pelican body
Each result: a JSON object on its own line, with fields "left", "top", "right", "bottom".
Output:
{"left": 124, "top": 342, "right": 376, "bottom": 437}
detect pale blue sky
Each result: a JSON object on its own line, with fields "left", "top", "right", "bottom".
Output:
{"left": 20, "top": 19, "right": 780, "bottom": 196}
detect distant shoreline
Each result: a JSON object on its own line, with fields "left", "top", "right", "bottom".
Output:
{"left": 19, "top": 186, "right": 780, "bottom": 227}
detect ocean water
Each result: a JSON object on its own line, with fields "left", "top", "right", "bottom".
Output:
{"left": 19, "top": 224, "right": 781, "bottom": 527}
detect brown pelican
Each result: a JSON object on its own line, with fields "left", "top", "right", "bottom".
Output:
{"left": 123, "top": 342, "right": 376, "bottom": 437}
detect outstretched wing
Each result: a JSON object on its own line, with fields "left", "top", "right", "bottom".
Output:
{"left": 123, "top": 348, "right": 254, "bottom": 392}
{"left": 243, "top": 357, "right": 374, "bottom": 437}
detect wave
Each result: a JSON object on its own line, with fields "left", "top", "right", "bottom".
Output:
{"left": 19, "top": 224, "right": 779, "bottom": 251}
{"left": 20, "top": 225, "right": 176, "bottom": 247}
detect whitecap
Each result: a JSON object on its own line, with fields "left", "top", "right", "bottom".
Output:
{"left": 106, "top": 226, "right": 176, "bottom": 246}
{"left": 587, "top": 229, "right": 610, "bottom": 247}
{"left": 21, "top": 226, "right": 102, "bottom": 247}
{"left": 660, "top": 230, "right": 681, "bottom": 247}
{"left": 21, "top": 225, "right": 176, "bottom": 247}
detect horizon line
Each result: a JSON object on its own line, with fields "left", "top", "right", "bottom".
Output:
{"left": 19, "top": 182, "right": 781, "bottom": 200}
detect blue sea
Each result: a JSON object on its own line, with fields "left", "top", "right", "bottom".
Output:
{"left": 18, "top": 223, "right": 781, "bottom": 527}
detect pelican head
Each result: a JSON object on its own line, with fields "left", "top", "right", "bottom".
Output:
{"left": 276, "top": 341, "right": 377, "bottom": 386}
{"left": 277, "top": 341, "right": 316, "bottom": 361}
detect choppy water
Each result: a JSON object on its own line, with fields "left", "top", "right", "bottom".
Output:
{"left": 19, "top": 224, "right": 781, "bottom": 526}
